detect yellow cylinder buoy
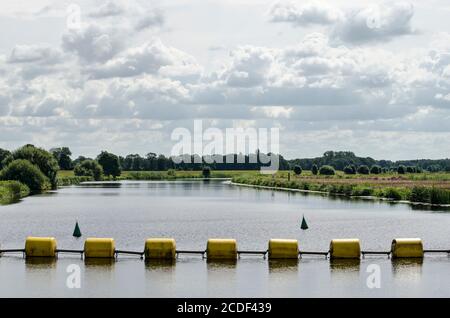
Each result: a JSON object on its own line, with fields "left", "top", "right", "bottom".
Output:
{"left": 145, "top": 238, "right": 176, "bottom": 259}
{"left": 268, "top": 239, "right": 299, "bottom": 259}
{"left": 329, "top": 239, "right": 361, "bottom": 259}
{"left": 206, "top": 239, "right": 237, "bottom": 260}
{"left": 84, "top": 238, "right": 115, "bottom": 258}
{"left": 25, "top": 237, "right": 57, "bottom": 257}
{"left": 391, "top": 238, "right": 424, "bottom": 258}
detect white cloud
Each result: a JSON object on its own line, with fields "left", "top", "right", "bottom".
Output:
{"left": 269, "top": 1, "right": 343, "bottom": 26}
{"left": 7, "top": 44, "right": 63, "bottom": 64}
{"left": 1, "top": 0, "right": 450, "bottom": 159}
{"left": 87, "top": 39, "right": 202, "bottom": 81}
{"left": 333, "top": 2, "right": 415, "bottom": 44}
{"left": 269, "top": 1, "right": 415, "bottom": 44}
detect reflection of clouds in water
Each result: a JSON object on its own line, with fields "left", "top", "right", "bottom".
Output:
{"left": 391, "top": 259, "right": 423, "bottom": 282}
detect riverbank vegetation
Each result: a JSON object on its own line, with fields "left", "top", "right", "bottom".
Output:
{"left": 2, "top": 145, "right": 450, "bottom": 205}
{"left": 0, "top": 181, "right": 30, "bottom": 204}
{"left": 231, "top": 172, "right": 450, "bottom": 205}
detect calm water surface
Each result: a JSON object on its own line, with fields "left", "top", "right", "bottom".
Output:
{"left": 0, "top": 180, "right": 449, "bottom": 297}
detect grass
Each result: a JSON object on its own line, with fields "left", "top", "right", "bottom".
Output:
{"left": 0, "top": 181, "right": 30, "bottom": 204}
{"left": 231, "top": 171, "right": 450, "bottom": 205}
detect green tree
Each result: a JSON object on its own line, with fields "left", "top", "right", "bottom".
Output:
{"left": 370, "top": 165, "right": 382, "bottom": 174}
{"left": 406, "top": 166, "right": 415, "bottom": 173}
{"left": 74, "top": 160, "right": 103, "bottom": 181}
{"left": 97, "top": 151, "right": 121, "bottom": 177}
{"left": 0, "top": 148, "right": 11, "bottom": 170}
{"left": 319, "top": 165, "right": 335, "bottom": 175}
{"left": 51, "top": 147, "right": 73, "bottom": 170}
{"left": 5, "top": 145, "right": 59, "bottom": 189}
{"left": 311, "top": 164, "right": 319, "bottom": 175}
{"left": 72, "top": 156, "right": 90, "bottom": 167}
{"left": 0, "top": 159, "right": 49, "bottom": 191}
{"left": 343, "top": 165, "right": 356, "bottom": 174}
{"left": 202, "top": 166, "right": 211, "bottom": 178}
{"left": 357, "top": 165, "right": 370, "bottom": 174}
{"left": 293, "top": 165, "right": 302, "bottom": 175}
{"left": 397, "top": 165, "right": 407, "bottom": 174}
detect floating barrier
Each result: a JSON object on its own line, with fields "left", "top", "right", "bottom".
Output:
{"left": 145, "top": 238, "right": 176, "bottom": 259}
{"left": 329, "top": 239, "right": 361, "bottom": 259}
{"left": 25, "top": 237, "right": 57, "bottom": 257}
{"left": 0, "top": 237, "right": 449, "bottom": 262}
{"left": 84, "top": 238, "right": 115, "bottom": 258}
{"left": 268, "top": 239, "right": 298, "bottom": 259}
{"left": 206, "top": 239, "right": 237, "bottom": 260}
{"left": 391, "top": 238, "right": 424, "bottom": 258}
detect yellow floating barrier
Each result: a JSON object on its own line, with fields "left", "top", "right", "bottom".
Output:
{"left": 329, "top": 239, "right": 361, "bottom": 259}
{"left": 25, "top": 237, "right": 57, "bottom": 257}
{"left": 268, "top": 239, "right": 299, "bottom": 259}
{"left": 391, "top": 238, "right": 424, "bottom": 258}
{"left": 206, "top": 239, "right": 237, "bottom": 260}
{"left": 84, "top": 238, "right": 115, "bottom": 258}
{"left": 145, "top": 238, "right": 176, "bottom": 259}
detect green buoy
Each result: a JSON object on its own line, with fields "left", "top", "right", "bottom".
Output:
{"left": 300, "top": 215, "right": 308, "bottom": 230}
{"left": 73, "top": 221, "right": 82, "bottom": 238}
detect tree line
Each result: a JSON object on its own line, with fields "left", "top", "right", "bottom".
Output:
{"left": 1, "top": 146, "right": 450, "bottom": 193}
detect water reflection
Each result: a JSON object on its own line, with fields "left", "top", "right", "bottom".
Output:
{"left": 329, "top": 259, "right": 361, "bottom": 272}
{"left": 145, "top": 259, "right": 176, "bottom": 271}
{"left": 392, "top": 258, "right": 423, "bottom": 282}
{"left": 206, "top": 259, "right": 237, "bottom": 268}
{"left": 268, "top": 259, "right": 298, "bottom": 273}
{"left": 84, "top": 258, "right": 115, "bottom": 267}
{"left": 25, "top": 257, "right": 57, "bottom": 268}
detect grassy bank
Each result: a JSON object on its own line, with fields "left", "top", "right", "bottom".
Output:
{"left": 0, "top": 181, "right": 30, "bottom": 204}
{"left": 231, "top": 173, "right": 450, "bottom": 205}
{"left": 57, "top": 176, "right": 93, "bottom": 186}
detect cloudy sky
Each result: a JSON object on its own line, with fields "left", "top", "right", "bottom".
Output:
{"left": 1, "top": 0, "right": 450, "bottom": 160}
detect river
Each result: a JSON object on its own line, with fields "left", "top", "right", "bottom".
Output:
{"left": 0, "top": 180, "right": 449, "bottom": 297}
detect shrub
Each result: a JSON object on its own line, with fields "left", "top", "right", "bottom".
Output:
{"left": 357, "top": 165, "right": 370, "bottom": 175}
{"left": 74, "top": 160, "right": 103, "bottom": 181}
{"left": 319, "top": 165, "right": 335, "bottom": 175}
{"left": 202, "top": 166, "right": 211, "bottom": 178}
{"left": 430, "top": 187, "right": 450, "bottom": 205}
{"left": 0, "top": 180, "right": 29, "bottom": 204}
{"left": 370, "top": 165, "right": 381, "bottom": 174}
{"left": 0, "top": 159, "right": 50, "bottom": 191}
{"left": 293, "top": 165, "right": 302, "bottom": 175}
{"left": 397, "top": 165, "right": 407, "bottom": 174}
{"left": 343, "top": 165, "right": 356, "bottom": 174}
{"left": 311, "top": 164, "right": 319, "bottom": 175}
{"left": 5, "top": 145, "right": 59, "bottom": 188}
{"left": 409, "top": 186, "right": 431, "bottom": 203}
{"left": 383, "top": 187, "right": 403, "bottom": 200}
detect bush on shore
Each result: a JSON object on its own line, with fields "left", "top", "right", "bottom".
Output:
{"left": 0, "top": 180, "right": 30, "bottom": 204}
{"left": 74, "top": 159, "right": 103, "bottom": 181}
{"left": 0, "top": 159, "right": 50, "bottom": 192}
